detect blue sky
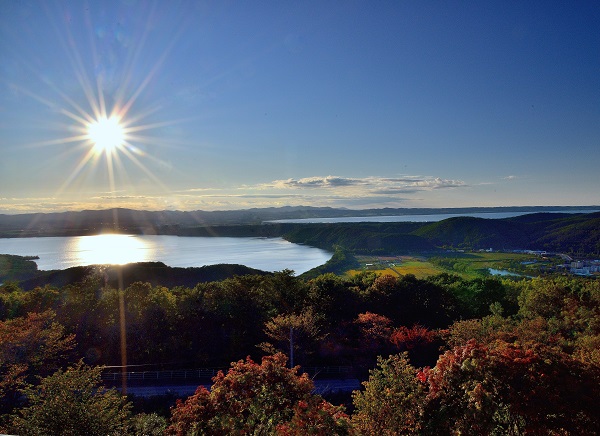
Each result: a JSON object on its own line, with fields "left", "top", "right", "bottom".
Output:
{"left": 1, "top": 1, "right": 599, "bottom": 213}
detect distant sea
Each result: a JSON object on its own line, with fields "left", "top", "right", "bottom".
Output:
{"left": 266, "top": 210, "right": 599, "bottom": 224}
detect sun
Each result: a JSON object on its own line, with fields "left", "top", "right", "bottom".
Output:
{"left": 87, "top": 116, "right": 126, "bottom": 154}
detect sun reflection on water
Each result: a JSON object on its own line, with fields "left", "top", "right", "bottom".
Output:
{"left": 75, "top": 234, "right": 151, "bottom": 266}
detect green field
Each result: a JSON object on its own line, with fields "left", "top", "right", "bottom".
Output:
{"left": 348, "top": 255, "right": 445, "bottom": 279}
{"left": 348, "top": 252, "right": 551, "bottom": 279}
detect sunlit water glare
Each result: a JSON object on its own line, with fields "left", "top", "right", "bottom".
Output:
{"left": 75, "top": 234, "right": 150, "bottom": 265}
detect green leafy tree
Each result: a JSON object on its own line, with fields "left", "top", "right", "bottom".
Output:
{"left": 352, "top": 353, "right": 425, "bottom": 435}
{"left": 258, "top": 269, "right": 309, "bottom": 313}
{"left": 0, "top": 284, "right": 60, "bottom": 320}
{"left": 516, "top": 278, "right": 600, "bottom": 365}
{"left": 131, "top": 412, "right": 168, "bottom": 436}
{"left": 307, "top": 273, "right": 359, "bottom": 326}
{"left": 10, "top": 361, "right": 132, "bottom": 436}
{"left": 260, "top": 308, "right": 325, "bottom": 366}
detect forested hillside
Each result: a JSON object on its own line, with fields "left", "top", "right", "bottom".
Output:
{"left": 282, "top": 223, "right": 431, "bottom": 253}
{"left": 12, "top": 262, "right": 268, "bottom": 291}
{"left": 415, "top": 212, "right": 600, "bottom": 255}
{"left": 280, "top": 212, "right": 600, "bottom": 256}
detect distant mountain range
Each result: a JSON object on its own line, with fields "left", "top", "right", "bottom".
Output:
{"left": 0, "top": 205, "right": 598, "bottom": 236}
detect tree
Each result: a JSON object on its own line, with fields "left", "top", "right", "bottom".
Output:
{"left": 166, "top": 353, "right": 351, "bottom": 435}
{"left": 276, "top": 397, "right": 352, "bottom": 435}
{"left": 0, "top": 284, "right": 59, "bottom": 319}
{"left": 10, "top": 361, "right": 132, "bottom": 436}
{"left": 166, "top": 385, "right": 214, "bottom": 436}
{"left": 363, "top": 274, "right": 457, "bottom": 328}
{"left": 352, "top": 353, "right": 425, "bottom": 435}
{"left": 260, "top": 308, "right": 325, "bottom": 366}
{"left": 354, "top": 312, "right": 393, "bottom": 355}
{"left": 131, "top": 412, "right": 168, "bottom": 436}
{"left": 0, "top": 310, "right": 75, "bottom": 415}
{"left": 259, "top": 269, "right": 309, "bottom": 313}
{"left": 200, "top": 275, "right": 275, "bottom": 363}
{"left": 307, "top": 273, "right": 358, "bottom": 326}
{"left": 420, "top": 339, "right": 600, "bottom": 435}
{"left": 390, "top": 324, "right": 435, "bottom": 351}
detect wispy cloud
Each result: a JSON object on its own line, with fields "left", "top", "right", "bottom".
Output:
{"left": 91, "top": 195, "right": 156, "bottom": 200}
{"left": 259, "top": 176, "right": 365, "bottom": 189}
{"left": 259, "top": 175, "right": 467, "bottom": 193}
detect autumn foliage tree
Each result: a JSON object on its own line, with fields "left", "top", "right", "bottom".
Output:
{"left": 390, "top": 324, "right": 435, "bottom": 351}
{"left": 276, "top": 397, "right": 353, "bottom": 436}
{"left": 351, "top": 333, "right": 600, "bottom": 435}
{"left": 420, "top": 339, "right": 600, "bottom": 435}
{"left": 0, "top": 310, "right": 75, "bottom": 416}
{"left": 354, "top": 312, "right": 393, "bottom": 350}
{"left": 166, "top": 353, "right": 351, "bottom": 435}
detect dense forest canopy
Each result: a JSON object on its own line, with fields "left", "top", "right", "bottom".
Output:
{"left": 1, "top": 267, "right": 599, "bottom": 434}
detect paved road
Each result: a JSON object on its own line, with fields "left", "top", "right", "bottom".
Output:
{"left": 114, "top": 379, "right": 361, "bottom": 398}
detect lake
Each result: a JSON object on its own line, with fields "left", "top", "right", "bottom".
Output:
{"left": 0, "top": 235, "right": 332, "bottom": 275}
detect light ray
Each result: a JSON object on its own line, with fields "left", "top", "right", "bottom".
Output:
{"left": 118, "top": 7, "right": 189, "bottom": 117}
{"left": 112, "top": 2, "right": 158, "bottom": 110}
{"left": 118, "top": 143, "right": 172, "bottom": 190}
{"left": 22, "top": 135, "right": 92, "bottom": 149}
{"left": 56, "top": 148, "right": 100, "bottom": 195}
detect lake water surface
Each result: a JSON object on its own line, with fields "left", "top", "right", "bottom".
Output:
{"left": 0, "top": 235, "right": 332, "bottom": 275}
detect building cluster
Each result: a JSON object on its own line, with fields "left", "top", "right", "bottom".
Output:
{"left": 557, "top": 260, "right": 600, "bottom": 276}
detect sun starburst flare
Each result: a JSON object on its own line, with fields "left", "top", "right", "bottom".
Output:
{"left": 87, "top": 116, "right": 126, "bottom": 155}
{"left": 3, "top": 4, "right": 199, "bottom": 213}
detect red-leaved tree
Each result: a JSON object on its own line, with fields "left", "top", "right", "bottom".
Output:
{"left": 390, "top": 324, "right": 435, "bottom": 351}
{"left": 420, "top": 339, "right": 600, "bottom": 435}
{"left": 166, "top": 353, "right": 351, "bottom": 435}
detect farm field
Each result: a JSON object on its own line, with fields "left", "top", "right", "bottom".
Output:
{"left": 430, "top": 251, "right": 551, "bottom": 278}
{"left": 348, "top": 252, "right": 550, "bottom": 279}
{"left": 347, "top": 255, "right": 445, "bottom": 279}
